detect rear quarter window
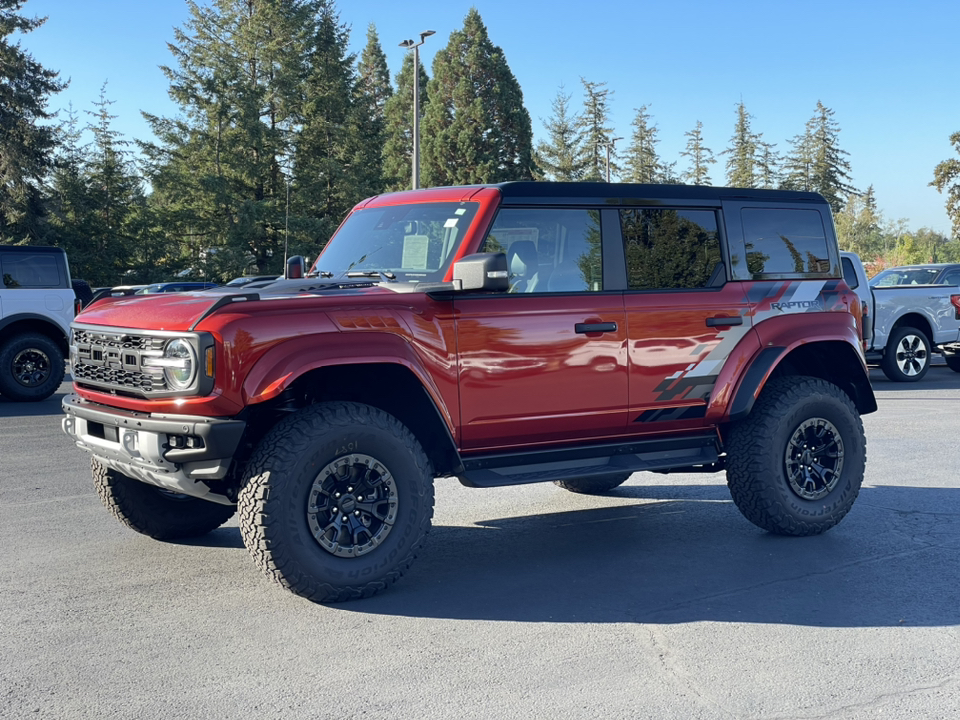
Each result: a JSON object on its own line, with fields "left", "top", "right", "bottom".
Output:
{"left": 741, "top": 208, "right": 831, "bottom": 278}
{"left": 1, "top": 252, "right": 63, "bottom": 288}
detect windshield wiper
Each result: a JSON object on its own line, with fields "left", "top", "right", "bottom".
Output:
{"left": 306, "top": 270, "right": 334, "bottom": 278}
{"left": 346, "top": 271, "right": 396, "bottom": 281}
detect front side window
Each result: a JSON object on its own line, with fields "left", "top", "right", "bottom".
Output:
{"left": 314, "top": 202, "right": 480, "bottom": 283}
{"left": 742, "top": 208, "right": 830, "bottom": 277}
{"left": 480, "top": 208, "right": 603, "bottom": 293}
{"left": 1, "top": 253, "right": 61, "bottom": 288}
{"left": 620, "top": 208, "right": 722, "bottom": 291}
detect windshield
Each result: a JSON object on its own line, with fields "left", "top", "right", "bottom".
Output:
{"left": 870, "top": 268, "right": 941, "bottom": 286}
{"left": 312, "top": 202, "right": 480, "bottom": 282}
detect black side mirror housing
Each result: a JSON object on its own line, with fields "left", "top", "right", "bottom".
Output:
{"left": 286, "top": 255, "right": 305, "bottom": 280}
{"left": 452, "top": 253, "right": 509, "bottom": 292}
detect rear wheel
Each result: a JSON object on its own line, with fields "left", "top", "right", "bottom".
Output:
{"left": 725, "top": 376, "right": 865, "bottom": 536}
{"left": 0, "top": 332, "right": 65, "bottom": 401}
{"left": 92, "top": 460, "right": 236, "bottom": 539}
{"left": 555, "top": 473, "right": 631, "bottom": 494}
{"left": 238, "top": 402, "right": 434, "bottom": 603}
{"left": 943, "top": 349, "right": 960, "bottom": 373}
{"left": 881, "top": 326, "right": 930, "bottom": 382}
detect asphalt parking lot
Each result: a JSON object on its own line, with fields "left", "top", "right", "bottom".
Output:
{"left": 2, "top": 368, "right": 959, "bottom": 719}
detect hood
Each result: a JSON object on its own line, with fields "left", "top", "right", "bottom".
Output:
{"left": 76, "top": 281, "right": 397, "bottom": 332}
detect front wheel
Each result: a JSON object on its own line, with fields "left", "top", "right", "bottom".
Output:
{"left": 238, "top": 402, "right": 435, "bottom": 603}
{"left": 0, "top": 332, "right": 65, "bottom": 401}
{"left": 881, "top": 326, "right": 930, "bottom": 382}
{"left": 93, "top": 460, "right": 236, "bottom": 539}
{"left": 725, "top": 376, "right": 865, "bottom": 536}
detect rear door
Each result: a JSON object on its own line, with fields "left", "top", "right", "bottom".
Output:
{"left": 455, "top": 207, "right": 628, "bottom": 450}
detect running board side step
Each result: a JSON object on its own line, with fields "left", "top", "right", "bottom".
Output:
{"left": 457, "top": 434, "right": 720, "bottom": 488}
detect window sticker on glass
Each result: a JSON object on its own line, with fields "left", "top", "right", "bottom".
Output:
{"left": 454, "top": 208, "right": 466, "bottom": 215}
{"left": 402, "top": 234, "right": 430, "bottom": 269}
{"left": 444, "top": 218, "right": 459, "bottom": 228}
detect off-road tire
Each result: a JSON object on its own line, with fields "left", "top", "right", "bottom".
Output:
{"left": 725, "top": 376, "right": 865, "bottom": 536}
{"left": 881, "top": 326, "right": 930, "bottom": 382}
{"left": 238, "top": 402, "right": 434, "bottom": 603}
{"left": 943, "top": 349, "right": 960, "bottom": 373}
{"left": 555, "top": 473, "right": 632, "bottom": 494}
{"left": 92, "top": 459, "right": 236, "bottom": 540}
{"left": 0, "top": 332, "right": 65, "bottom": 401}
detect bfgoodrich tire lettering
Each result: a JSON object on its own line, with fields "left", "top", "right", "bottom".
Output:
{"left": 0, "top": 332, "right": 65, "bottom": 401}
{"left": 725, "top": 376, "right": 865, "bottom": 536}
{"left": 237, "top": 402, "right": 434, "bottom": 603}
{"left": 93, "top": 459, "right": 236, "bottom": 540}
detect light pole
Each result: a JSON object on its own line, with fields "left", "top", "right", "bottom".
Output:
{"left": 604, "top": 136, "right": 623, "bottom": 183}
{"left": 399, "top": 30, "right": 435, "bottom": 190}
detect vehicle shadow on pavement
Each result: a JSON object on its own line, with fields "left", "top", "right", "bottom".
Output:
{"left": 323, "top": 483, "right": 960, "bottom": 627}
{"left": 0, "top": 389, "right": 72, "bottom": 417}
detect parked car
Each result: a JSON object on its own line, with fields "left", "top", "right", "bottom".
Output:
{"left": 135, "top": 282, "right": 219, "bottom": 294}
{"left": 88, "top": 285, "right": 147, "bottom": 306}
{"left": 63, "top": 182, "right": 876, "bottom": 603}
{"left": 225, "top": 275, "right": 280, "bottom": 287}
{"left": 841, "top": 252, "right": 960, "bottom": 381}
{"left": 0, "top": 245, "right": 75, "bottom": 401}
{"left": 870, "top": 263, "right": 960, "bottom": 287}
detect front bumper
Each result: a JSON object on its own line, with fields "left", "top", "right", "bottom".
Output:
{"left": 62, "top": 394, "right": 245, "bottom": 505}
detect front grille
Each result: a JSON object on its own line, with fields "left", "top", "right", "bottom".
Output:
{"left": 72, "top": 328, "right": 168, "bottom": 396}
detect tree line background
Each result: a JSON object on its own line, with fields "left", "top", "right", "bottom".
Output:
{"left": 3, "top": 0, "right": 960, "bottom": 286}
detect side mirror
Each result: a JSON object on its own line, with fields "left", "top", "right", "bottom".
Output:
{"left": 453, "top": 253, "right": 509, "bottom": 292}
{"left": 286, "top": 255, "right": 305, "bottom": 280}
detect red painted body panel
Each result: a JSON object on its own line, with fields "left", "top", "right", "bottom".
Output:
{"left": 454, "top": 293, "right": 628, "bottom": 450}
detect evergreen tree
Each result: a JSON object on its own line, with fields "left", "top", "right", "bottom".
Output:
{"left": 354, "top": 23, "right": 391, "bottom": 194}
{"left": 723, "top": 102, "right": 757, "bottom": 188}
{"left": 382, "top": 52, "right": 429, "bottom": 191}
{"left": 782, "top": 101, "right": 855, "bottom": 213}
{"left": 755, "top": 139, "right": 781, "bottom": 189}
{"left": 0, "top": 0, "right": 66, "bottom": 243}
{"left": 420, "top": 9, "right": 534, "bottom": 186}
{"left": 835, "top": 185, "right": 883, "bottom": 259}
{"left": 623, "top": 105, "right": 664, "bottom": 184}
{"left": 141, "top": 0, "right": 314, "bottom": 280}
{"left": 295, "top": 1, "right": 379, "bottom": 250}
{"left": 680, "top": 120, "right": 715, "bottom": 186}
{"left": 536, "top": 84, "right": 586, "bottom": 181}
{"left": 931, "top": 131, "right": 960, "bottom": 240}
{"left": 576, "top": 78, "right": 614, "bottom": 181}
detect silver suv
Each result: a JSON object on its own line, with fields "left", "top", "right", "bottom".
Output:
{"left": 0, "top": 246, "right": 75, "bottom": 401}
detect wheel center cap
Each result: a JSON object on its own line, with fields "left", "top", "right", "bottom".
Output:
{"left": 339, "top": 496, "right": 357, "bottom": 513}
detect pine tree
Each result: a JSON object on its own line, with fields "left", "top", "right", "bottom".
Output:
{"left": 835, "top": 185, "right": 883, "bottom": 259}
{"left": 420, "top": 9, "right": 534, "bottom": 186}
{"left": 623, "top": 105, "right": 664, "bottom": 184}
{"left": 536, "top": 85, "right": 587, "bottom": 181}
{"left": 931, "top": 131, "right": 960, "bottom": 240}
{"left": 755, "top": 139, "right": 781, "bottom": 189}
{"left": 680, "top": 120, "right": 715, "bottom": 186}
{"left": 141, "top": 0, "right": 314, "bottom": 280}
{"left": 782, "top": 101, "right": 855, "bottom": 213}
{"left": 354, "top": 23, "right": 392, "bottom": 194}
{"left": 0, "top": 0, "right": 66, "bottom": 243}
{"left": 382, "top": 53, "right": 429, "bottom": 191}
{"left": 576, "top": 78, "right": 614, "bottom": 181}
{"left": 723, "top": 102, "right": 757, "bottom": 188}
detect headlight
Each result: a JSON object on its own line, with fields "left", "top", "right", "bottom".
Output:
{"left": 163, "top": 338, "right": 197, "bottom": 390}
{"left": 142, "top": 338, "right": 197, "bottom": 391}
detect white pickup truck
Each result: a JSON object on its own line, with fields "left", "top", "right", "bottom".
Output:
{"left": 841, "top": 252, "right": 960, "bottom": 381}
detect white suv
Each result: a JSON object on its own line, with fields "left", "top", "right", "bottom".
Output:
{"left": 0, "top": 246, "right": 75, "bottom": 401}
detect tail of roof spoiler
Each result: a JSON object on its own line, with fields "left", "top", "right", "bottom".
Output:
{"left": 189, "top": 293, "right": 260, "bottom": 331}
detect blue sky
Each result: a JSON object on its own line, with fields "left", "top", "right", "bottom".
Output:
{"left": 18, "top": 0, "right": 960, "bottom": 235}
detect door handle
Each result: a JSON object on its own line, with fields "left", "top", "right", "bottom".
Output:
{"left": 575, "top": 322, "right": 617, "bottom": 334}
{"left": 706, "top": 316, "right": 743, "bottom": 327}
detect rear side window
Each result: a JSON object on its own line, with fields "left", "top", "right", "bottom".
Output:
{"left": 1, "top": 253, "right": 62, "bottom": 288}
{"left": 620, "top": 208, "right": 722, "bottom": 291}
{"left": 841, "top": 256, "right": 860, "bottom": 289}
{"left": 742, "top": 208, "right": 830, "bottom": 277}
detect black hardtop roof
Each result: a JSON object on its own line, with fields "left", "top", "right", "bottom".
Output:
{"left": 493, "top": 181, "right": 826, "bottom": 206}
{"left": 0, "top": 244, "right": 67, "bottom": 254}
